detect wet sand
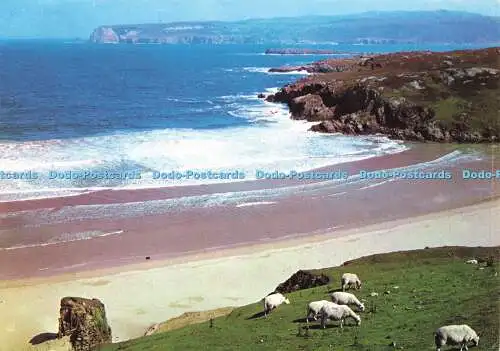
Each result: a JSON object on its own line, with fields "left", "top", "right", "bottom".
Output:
{"left": 0, "top": 143, "right": 499, "bottom": 279}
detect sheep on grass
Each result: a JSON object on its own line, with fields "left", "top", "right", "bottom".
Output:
{"left": 319, "top": 302, "right": 361, "bottom": 329}
{"left": 306, "top": 300, "right": 330, "bottom": 323}
{"left": 263, "top": 293, "right": 290, "bottom": 317}
{"left": 341, "top": 273, "right": 362, "bottom": 291}
{"left": 330, "top": 291, "right": 365, "bottom": 312}
{"left": 434, "top": 324, "right": 479, "bottom": 351}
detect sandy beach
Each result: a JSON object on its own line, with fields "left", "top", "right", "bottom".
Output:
{"left": 0, "top": 198, "right": 498, "bottom": 350}
{"left": 1, "top": 144, "right": 498, "bottom": 280}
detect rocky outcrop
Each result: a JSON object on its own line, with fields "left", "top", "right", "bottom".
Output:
{"left": 268, "top": 61, "right": 353, "bottom": 74}
{"left": 289, "top": 94, "right": 335, "bottom": 121}
{"left": 58, "top": 297, "right": 112, "bottom": 351}
{"left": 274, "top": 270, "right": 330, "bottom": 294}
{"left": 267, "top": 47, "right": 500, "bottom": 143}
{"left": 265, "top": 48, "right": 342, "bottom": 55}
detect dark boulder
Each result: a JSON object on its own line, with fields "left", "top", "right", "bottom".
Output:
{"left": 289, "top": 94, "right": 334, "bottom": 121}
{"left": 309, "top": 120, "right": 342, "bottom": 133}
{"left": 274, "top": 270, "right": 330, "bottom": 294}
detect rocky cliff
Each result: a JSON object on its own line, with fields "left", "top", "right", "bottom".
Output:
{"left": 266, "top": 47, "right": 500, "bottom": 143}
{"left": 58, "top": 297, "right": 112, "bottom": 351}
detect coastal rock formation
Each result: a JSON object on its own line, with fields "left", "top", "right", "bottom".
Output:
{"left": 265, "top": 48, "right": 341, "bottom": 55}
{"left": 267, "top": 47, "right": 500, "bottom": 143}
{"left": 58, "top": 297, "right": 112, "bottom": 351}
{"left": 268, "top": 60, "right": 352, "bottom": 74}
{"left": 274, "top": 270, "right": 330, "bottom": 294}
{"left": 289, "top": 94, "right": 335, "bottom": 121}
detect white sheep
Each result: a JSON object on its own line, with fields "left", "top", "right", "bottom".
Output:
{"left": 341, "top": 273, "right": 362, "bottom": 291}
{"left": 319, "top": 302, "right": 361, "bottom": 329}
{"left": 263, "top": 293, "right": 290, "bottom": 317}
{"left": 434, "top": 324, "right": 479, "bottom": 351}
{"left": 306, "top": 300, "right": 330, "bottom": 322}
{"left": 330, "top": 291, "right": 365, "bottom": 312}
{"left": 465, "top": 259, "right": 478, "bottom": 264}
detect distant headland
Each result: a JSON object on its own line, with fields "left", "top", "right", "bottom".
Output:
{"left": 89, "top": 11, "right": 500, "bottom": 45}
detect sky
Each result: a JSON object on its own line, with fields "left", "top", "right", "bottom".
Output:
{"left": 0, "top": 0, "right": 498, "bottom": 38}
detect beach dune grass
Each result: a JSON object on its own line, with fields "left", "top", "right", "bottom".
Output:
{"left": 100, "top": 246, "right": 499, "bottom": 350}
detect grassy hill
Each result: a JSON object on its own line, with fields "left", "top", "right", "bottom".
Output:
{"left": 100, "top": 246, "right": 499, "bottom": 350}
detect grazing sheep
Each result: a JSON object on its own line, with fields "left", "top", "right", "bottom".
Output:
{"left": 330, "top": 291, "right": 365, "bottom": 312}
{"left": 434, "top": 324, "right": 479, "bottom": 351}
{"left": 319, "top": 302, "right": 361, "bottom": 329}
{"left": 263, "top": 293, "right": 290, "bottom": 317}
{"left": 341, "top": 273, "right": 362, "bottom": 291}
{"left": 306, "top": 300, "right": 330, "bottom": 322}
{"left": 466, "top": 259, "right": 478, "bottom": 264}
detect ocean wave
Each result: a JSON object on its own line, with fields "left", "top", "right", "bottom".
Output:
{"left": 358, "top": 179, "right": 395, "bottom": 190}
{"left": 0, "top": 230, "right": 124, "bottom": 251}
{"left": 242, "top": 67, "right": 310, "bottom": 75}
{"left": 0, "top": 89, "right": 409, "bottom": 202}
{"left": 0, "top": 148, "right": 477, "bottom": 227}
{"left": 163, "top": 97, "right": 208, "bottom": 104}
{"left": 235, "top": 201, "right": 277, "bottom": 208}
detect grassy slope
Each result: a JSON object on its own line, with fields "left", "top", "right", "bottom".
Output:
{"left": 101, "top": 247, "right": 499, "bottom": 351}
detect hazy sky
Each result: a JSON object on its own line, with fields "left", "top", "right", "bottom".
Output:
{"left": 0, "top": 0, "right": 498, "bottom": 38}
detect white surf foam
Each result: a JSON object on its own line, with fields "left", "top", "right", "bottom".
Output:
{"left": 235, "top": 201, "right": 277, "bottom": 208}
{"left": 0, "top": 230, "right": 124, "bottom": 251}
{"left": 242, "top": 67, "right": 310, "bottom": 75}
{"left": 358, "top": 179, "right": 395, "bottom": 190}
{"left": 0, "top": 88, "right": 410, "bottom": 201}
{"left": 0, "top": 148, "right": 478, "bottom": 228}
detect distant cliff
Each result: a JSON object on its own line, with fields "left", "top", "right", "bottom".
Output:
{"left": 90, "top": 11, "right": 500, "bottom": 45}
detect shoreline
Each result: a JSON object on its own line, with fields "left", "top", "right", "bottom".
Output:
{"left": 1, "top": 195, "right": 499, "bottom": 288}
{"left": 0, "top": 199, "right": 498, "bottom": 350}
{"left": 0, "top": 142, "right": 498, "bottom": 280}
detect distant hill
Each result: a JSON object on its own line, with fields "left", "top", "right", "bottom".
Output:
{"left": 90, "top": 10, "right": 500, "bottom": 45}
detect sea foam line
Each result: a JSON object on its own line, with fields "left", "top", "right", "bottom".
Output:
{"left": 235, "top": 201, "right": 277, "bottom": 208}
{"left": 0, "top": 230, "right": 124, "bottom": 251}
{"left": 0, "top": 150, "right": 478, "bottom": 227}
{"left": 242, "top": 67, "right": 310, "bottom": 75}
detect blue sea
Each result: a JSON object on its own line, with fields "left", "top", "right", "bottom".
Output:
{"left": 0, "top": 42, "right": 487, "bottom": 201}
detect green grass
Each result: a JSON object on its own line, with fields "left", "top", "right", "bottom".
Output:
{"left": 100, "top": 247, "right": 499, "bottom": 351}
{"left": 378, "top": 67, "right": 499, "bottom": 139}
{"left": 431, "top": 97, "right": 469, "bottom": 126}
